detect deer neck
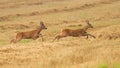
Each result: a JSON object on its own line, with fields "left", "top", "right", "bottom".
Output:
{"left": 37, "top": 27, "right": 43, "bottom": 34}
{"left": 82, "top": 26, "right": 89, "bottom": 31}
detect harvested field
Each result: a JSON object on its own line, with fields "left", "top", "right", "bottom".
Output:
{"left": 0, "top": 0, "right": 120, "bottom": 68}
{"left": 93, "top": 25, "right": 120, "bottom": 40}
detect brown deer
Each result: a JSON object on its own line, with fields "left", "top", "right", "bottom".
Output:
{"left": 53, "top": 20, "right": 96, "bottom": 41}
{"left": 10, "top": 21, "right": 47, "bottom": 43}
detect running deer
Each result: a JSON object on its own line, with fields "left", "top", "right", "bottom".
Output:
{"left": 53, "top": 20, "right": 96, "bottom": 41}
{"left": 10, "top": 21, "right": 47, "bottom": 43}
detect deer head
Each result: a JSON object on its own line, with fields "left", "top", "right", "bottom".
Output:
{"left": 85, "top": 20, "right": 93, "bottom": 28}
{"left": 40, "top": 21, "right": 47, "bottom": 29}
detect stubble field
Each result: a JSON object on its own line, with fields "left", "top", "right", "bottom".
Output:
{"left": 0, "top": 0, "right": 120, "bottom": 68}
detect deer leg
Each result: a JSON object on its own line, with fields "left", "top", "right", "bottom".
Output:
{"left": 52, "top": 35, "right": 59, "bottom": 42}
{"left": 39, "top": 34, "right": 44, "bottom": 41}
{"left": 11, "top": 35, "right": 22, "bottom": 43}
{"left": 81, "top": 32, "right": 89, "bottom": 39}
{"left": 86, "top": 35, "right": 89, "bottom": 39}
{"left": 56, "top": 35, "right": 61, "bottom": 41}
{"left": 32, "top": 36, "right": 39, "bottom": 40}
{"left": 41, "top": 36, "right": 44, "bottom": 41}
{"left": 87, "top": 33, "right": 96, "bottom": 38}
{"left": 53, "top": 34, "right": 67, "bottom": 42}
{"left": 32, "top": 34, "right": 39, "bottom": 40}
{"left": 14, "top": 34, "right": 23, "bottom": 43}
{"left": 13, "top": 37, "right": 22, "bottom": 43}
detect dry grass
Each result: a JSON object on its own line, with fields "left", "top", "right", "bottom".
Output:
{"left": 0, "top": 39, "right": 120, "bottom": 68}
{"left": 93, "top": 25, "right": 120, "bottom": 40}
{"left": 0, "top": 0, "right": 120, "bottom": 68}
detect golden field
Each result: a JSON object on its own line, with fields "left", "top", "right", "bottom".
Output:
{"left": 0, "top": 0, "right": 120, "bottom": 68}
